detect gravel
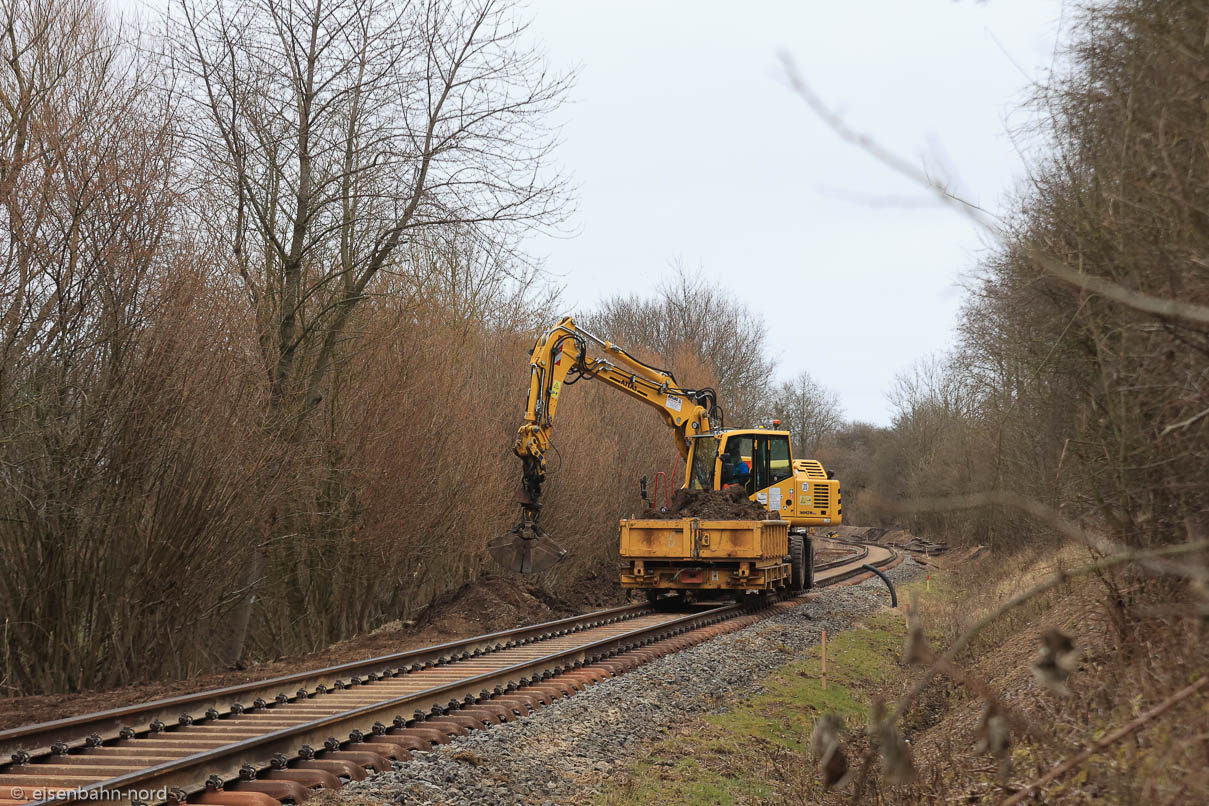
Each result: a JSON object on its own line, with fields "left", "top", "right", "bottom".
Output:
{"left": 322, "top": 561, "right": 924, "bottom": 805}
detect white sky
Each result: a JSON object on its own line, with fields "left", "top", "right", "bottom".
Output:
{"left": 523, "top": 0, "right": 1066, "bottom": 425}
{"left": 122, "top": 0, "right": 1066, "bottom": 425}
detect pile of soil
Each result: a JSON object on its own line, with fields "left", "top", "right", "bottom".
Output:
{"left": 648, "top": 485, "right": 776, "bottom": 520}
{"left": 410, "top": 575, "right": 573, "bottom": 634}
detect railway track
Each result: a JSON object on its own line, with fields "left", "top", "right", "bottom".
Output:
{"left": 816, "top": 542, "right": 896, "bottom": 584}
{"left": 0, "top": 542, "right": 898, "bottom": 806}
{"left": 812, "top": 537, "right": 900, "bottom": 585}
{"left": 813, "top": 539, "right": 870, "bottom": 573}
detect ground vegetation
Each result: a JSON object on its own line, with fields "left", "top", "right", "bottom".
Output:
{"left": 794, "top": 1, "right": 1209, "bottom": 799}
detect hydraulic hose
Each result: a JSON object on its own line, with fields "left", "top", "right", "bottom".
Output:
{"left": 861, "top": 563, "right": 898, "bottom": 607}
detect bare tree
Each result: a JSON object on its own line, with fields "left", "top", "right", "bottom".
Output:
{"left": 0, "top": 0, "right": 125, "bottom": 374}
{"left": 770, "top": 369, "right": 843, "bottom": 456}
{"left": 166, "top": 0, "right": 569, "bottom": 662}
{"left": 405, "top": 225, "right": 559, "bottom": 334}
{"left": 169, "top": 0, "right": 569, "bottom": 423}
{"left": 586, "top": 263, "right": 774, "bottom": 424}
{"left": 787, "top": 4, "right": 1209, "bottom": 794}
{"left": 0, "top": 0, "right": 282, "bottom": 694}
{"left": 886, "top": 354, "right": 977, "bottom": 425}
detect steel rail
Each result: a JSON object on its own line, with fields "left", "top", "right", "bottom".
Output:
{"left": 0, "top": 603, "right": 652, "bottom": 761}
{"left": 32, "top": 603, "right": 744, "bottom": 806}
{"left": 812, "top": 541, "right": 871, "bottom": 572}
{"left": 814, "top": 544, "right": 898, "bottom": 586}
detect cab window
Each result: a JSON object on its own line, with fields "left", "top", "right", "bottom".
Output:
{"left": 719, "top": 436, "right": 754, "bottom": 493}
{"left": 769, "top": 435, "right": 792, "bottom": 485}
{"left": 752, "top": 437, "right": 769, "bottom": 491}
{"left": 687, "top": 435, "right": 719, "bottom": 490}
{"left": 740, "top": 433, "right": 793, "bottom": 492}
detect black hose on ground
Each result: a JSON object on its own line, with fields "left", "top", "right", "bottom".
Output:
{"left": 861, "top": 563, "right": 897, "bottom": 607}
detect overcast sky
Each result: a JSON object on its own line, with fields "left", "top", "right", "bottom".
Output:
{"left": 522, "top": 1, "right": 1066, "bottom": 425}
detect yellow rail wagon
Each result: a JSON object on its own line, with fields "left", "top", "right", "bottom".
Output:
{"left": 618, "top": 517, "right": 790, "bottom": 595}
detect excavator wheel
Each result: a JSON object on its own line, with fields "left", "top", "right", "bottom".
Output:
{"left": 789, "top": 535, "right": 808, "bottom": 592}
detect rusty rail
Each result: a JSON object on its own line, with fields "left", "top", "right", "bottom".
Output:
{"left": 812, "top": 541, "right": 870, "bottom": 572}
{"left": 15, "top": 605, "right": 746, "bottom": 806}
{"left": 0, "top": 603, "right": 653, "bottom": 761}
{"left": 814, "top": 544, "right": 898, "bottom": 586}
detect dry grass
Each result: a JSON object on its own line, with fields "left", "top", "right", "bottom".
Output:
{"left": 854, "top": 554, "right": 1209, "bottom": 805}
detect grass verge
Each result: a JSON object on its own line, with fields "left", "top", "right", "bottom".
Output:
{"left": 594, "top": 586, "right": 927, "bottom": 805}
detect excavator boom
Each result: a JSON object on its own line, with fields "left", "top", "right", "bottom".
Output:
{"left": 489, "top": 316, "right": 719, "bottom": 573}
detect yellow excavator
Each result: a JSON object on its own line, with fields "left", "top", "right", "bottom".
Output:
{"left": 488, "top": 316, "right": 842, "bottom": 583}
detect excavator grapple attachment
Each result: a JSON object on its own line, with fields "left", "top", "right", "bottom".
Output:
{"left": 488, "top": 521, "right": 567, "bottom": 573}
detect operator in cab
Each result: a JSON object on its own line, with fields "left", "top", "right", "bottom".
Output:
{"left": 720, "top": 442, "right": 752, "bottom": 493}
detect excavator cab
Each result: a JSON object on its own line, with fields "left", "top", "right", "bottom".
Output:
{"left": 688, "top": 430, "right": 792, "bottom": 489}
{"left": 686, "top": 430, "right": 830, "bottom": 526}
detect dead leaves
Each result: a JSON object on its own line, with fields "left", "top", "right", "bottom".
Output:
{"left": 902, "top": 602, "right": 929, "bottom": 665}
{"left": 1032, "top": 629, "right": 1078, "bottom": 696}
{"left": 809, "top": 714, "right": 849, "bottom": 789}
{"left": 872, "top": 698, "right": 917, "bottom": 785}
{"left": 974, "top": 701, "right": 1012, "bottom": 783}
{"left": 810, "top": 704, "right": 917, "bottom": 792}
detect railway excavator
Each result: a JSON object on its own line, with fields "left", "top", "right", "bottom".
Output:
{"left": 489, "top": 316, "right": 842, "bottom": 599}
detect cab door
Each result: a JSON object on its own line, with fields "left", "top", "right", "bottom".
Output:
{"left": 751, "top": 434, "right": 795, "bottom": 519}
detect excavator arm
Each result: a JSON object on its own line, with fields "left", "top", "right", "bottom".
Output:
{"left": 489, "top": 316, "right": 720, "bottom": 573}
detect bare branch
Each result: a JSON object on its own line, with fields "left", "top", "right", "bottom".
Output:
{"left": 1003, "top": 676, "right": 1208, "bottom": 805}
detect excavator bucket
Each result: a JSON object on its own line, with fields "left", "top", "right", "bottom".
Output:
{"left": 488, "top": 522, "right": 567, "bottom": 573}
